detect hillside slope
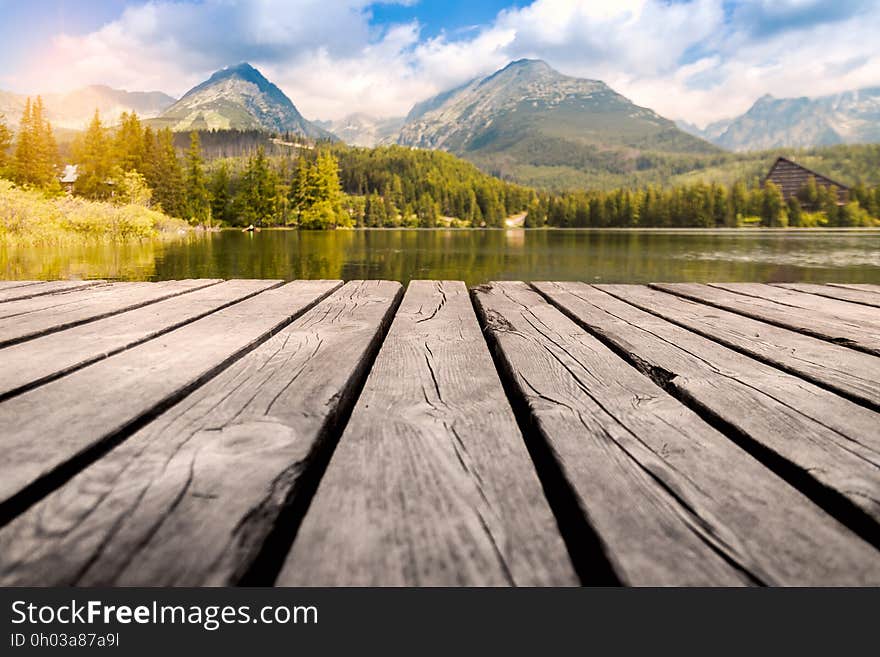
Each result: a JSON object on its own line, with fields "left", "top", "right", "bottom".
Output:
{"left": 153, "top": 63, "right": 333, "bottom": 139}
{"left": 398, "top": 59, "right": 718, "bottom": 189}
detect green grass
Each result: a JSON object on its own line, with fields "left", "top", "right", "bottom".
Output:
{"left": 0, "top": 178, "right": 191, "bottom": 245}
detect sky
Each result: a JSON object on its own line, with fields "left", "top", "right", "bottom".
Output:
{"left": 1, "top": 0, "right": 879, "bottom": 126}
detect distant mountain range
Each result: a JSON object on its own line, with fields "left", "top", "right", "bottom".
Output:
{"left": 395, "top": 59, "right": 717, "bottom": 184}
{"left": 149, "top": 63, "right": 333, "bottom": 139}
{"left": 678, "top": 87, "right": 880, "bottom": 151}
{"left": 3, "top": 60, "right": 879, "bottom": 187}
{"left": 314, "top": 113, "right": 403, "bottom": 147}
{"left": 0, "top": 85, "right": 175, "bottom": 130}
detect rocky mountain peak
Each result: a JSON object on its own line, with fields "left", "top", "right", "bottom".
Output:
{"left": 155, "top": 63, "right": 333, "bottom": 139}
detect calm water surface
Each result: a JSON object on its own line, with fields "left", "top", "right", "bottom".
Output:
{"left": 3, "top": 228, "right": 879, "bottom": 285}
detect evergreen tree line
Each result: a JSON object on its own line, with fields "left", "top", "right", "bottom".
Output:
{"left": 206, "top": 144, "right": 535, "bottom": 228}
{"left": 527, "top": 179, "right": 880, "bottom": 228}
{"left": 2, "top": 103, "right": 879, "bottom": 230}
{"left": 170, "top": 129, "right": 316, "bottom": 159}
{"left": 209, "top": 148, "right": 349, "bottom": 228}
{"left": 1, "top": 97, "right": 59, "bottom": 190}
{"left": 329, "top": 145, "right": 534, "bottom": 227}
{"left": 65, "top": 109, "right": 215, "bottom": 222}
{"left": 0, "top": 104, "right": 347, "bottom": 227}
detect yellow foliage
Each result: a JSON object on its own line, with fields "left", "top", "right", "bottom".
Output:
{"left": 799, "top": 211, "right": 829, "bottom": 228}
{"left": 0, "top": 178, "right": 189, "bottom": 245}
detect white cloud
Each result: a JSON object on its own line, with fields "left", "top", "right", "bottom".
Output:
{"left": 13, "top": 0, "right": 880, "bottom": 124}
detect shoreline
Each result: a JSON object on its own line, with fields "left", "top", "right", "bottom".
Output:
{"left": 222, "top": 226, "right": 880, "bottom": 233}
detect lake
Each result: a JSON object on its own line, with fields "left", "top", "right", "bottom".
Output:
{"left": 3, "top": 228, "right": 880, "bottom": 285}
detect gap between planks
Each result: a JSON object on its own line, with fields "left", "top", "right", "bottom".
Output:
{"left": 279, "top": 281, "right": 578, "bottom": 587}
{"left": 0, "top": 280, "right": 876, "bottom": 583}
{"left": 476, "top": 282, "right": 879, "bottom": 585}
{"left": 0, "top": 280, "right": 342, "bottom": 528}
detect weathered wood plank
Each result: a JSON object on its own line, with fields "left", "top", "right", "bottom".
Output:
{"left": 0, "top": 280, "right": 280, "bottom": 401}
{"left": 828, "top": 283, "right": 880, "bottom": 295}
{"left": 0, "top": 281, "right": 38, "bottom": 290}
{"left": 0, "top": 282, "right": 41, "bottom": 294}
{"left": 595, "top": 284, "right": 880, "bottom": 410}
{"left": 279, "top": 281, "right": 577, "bottom": 587}
{"left": 0, "top": 279, "right": 221, "bottom": 347}
{"left": 776, "top": 283, "right": 880, "bottom": 308}
{"left": 653, "top": 282, "right": 880, "bottom": 355}
{"left": 0, "top": 280, "right": 104, "bottom": 303}
{"left": 478, "top": 282, "right": 879, "bottom": 585}
{"left": 709, "top": 283, "right": 880, "bottom": 326}
{"left": 0, "top": 280, "right": 341, "bottom": 522}
{"left": 0, "top": 281, "right": 397, "bottom": 586}
{"left": 536, "top": 282, "right": 880, "bottom": 532}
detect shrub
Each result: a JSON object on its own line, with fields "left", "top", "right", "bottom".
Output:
{"left": 0, "top": 178, "right": 189, "bottom": 245}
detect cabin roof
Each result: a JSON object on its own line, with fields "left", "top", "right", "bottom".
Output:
{"left": 763, "top": 156, "right": 849, "bottom": 200}
{"left": 59, "top": 164, "right": 78, "bottom": 184}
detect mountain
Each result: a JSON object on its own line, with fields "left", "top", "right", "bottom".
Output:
{"left": 316, "top": 113, "right": 404, "bottom": 147}
{"left": 397, "top": 59, "right": 718, "bottom": 188}
{"left": 676, "top": 117, "right": 731, "bottom": 143}
{"left": 152, "top": 62, "right": 333, "bottom": 139}
{"left": 0, "top": 85, "right": 176, "bottom": 130}
{"left": 683, "top": 88, "right": 880, "bottom": 152}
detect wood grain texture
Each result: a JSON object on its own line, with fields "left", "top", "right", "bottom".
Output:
{"left": 0, "top": 280, "right": 397, "bottom": 586}
{"left": 594, "top": 284, "right": 880, "bottom": 410}
{"left": 709, "top": 283, "right": 880, "bottom": 326}
{"left": 0, "top": 281, "right": 38, "bottom": 290}
{"left": 482, "top": 282, "right": 879, "bottom": 585}
{"left": 279, "top": 281, "right": 577, "bottom": 587}
{"left": 775, "top": 283, "right": 880, "bottom": 308}
{"left": 0, "top": 279, "right": 221, "bottom": 347}
{"left": 0, "top": 280, "right": 280, "bottom": 401}
{"left": 0, "top": 280, "right": 340, "bottom": 520}
{"left": 0, "top": 280, "right": 104, "bottom": 302}
{"left": 536, "top": 282, "right": 880, "bottom": 529}
{"left": 653, "top": 282, "right": 880, "bottom": 356}
{"left": 828, "top": 283, "right": 880, "bottom": 295}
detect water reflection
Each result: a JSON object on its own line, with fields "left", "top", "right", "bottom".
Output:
{"left": 2, "top": 228, "right": 879, "bottom": 285}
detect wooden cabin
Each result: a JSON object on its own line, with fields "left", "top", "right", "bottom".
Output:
{"left": 59, "top": 164, "right": 78, "bottom": 194}
{"left": 763, "top": 157, "right": 849, "bottom": 208}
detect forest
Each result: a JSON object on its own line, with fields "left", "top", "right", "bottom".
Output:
{"left": 1, "top": 99, "right": 879, "bottom": 233}
{"left": 527, "top": 178, "right": 880, "bottom": 228}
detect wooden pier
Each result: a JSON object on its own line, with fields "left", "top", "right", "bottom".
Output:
{"left": 0, "top": 278, "right": 878, "bottom": 586}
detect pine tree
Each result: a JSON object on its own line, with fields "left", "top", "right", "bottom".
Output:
{"left": 820, "top": 185, "right": 841, "bottom": 226}
{"left": 235, "top": 147, "right": 278, "bottom": 226}
{"left": 14, "top": 99, "right": 35, "bottom": 184}
{"left": 73, "top": 111, "right": 114, "bottom": 199}
{"left": 116, "top": 170, "right": 152, "bottom": 206}
{"left": 731, "top": 181, "right": 748, "bottom": 225}
{"left": 31, "top": 97, "right": 59, "bottom": 188}
{"left": 787, "top": 197, "right": 803, "bottom": 227}
{"left": 14, "top": 97, "right": 59, "bottom": 188}
{"left": 365, "top": 192, "right": 386, "bottom": 227}
{"left": 290, "top": 151, "right": 350, "bottom": 228}
{"left": 0, "top": 114, "right": 12, "bottom": 174}
{"left": 761, "top": 182, "right": 788, "bottom": 227}
{"left": 382, "top": 185, "right": 399, "bottom": 227}
{"left": 142, "top": 126, "right": 156, "bottom": 178}
{"left": 524, "top": 197, "right": 545, "bottom": 228}
{"left": 114, "top": 112, "right": 146, "bottom": 174}
{"left": 184, "top": 132, "right": 211, "bottom": 224}
{"left": 416, "top": 192, "right": 438, "bottom": 228}
{"left": 798, "top": 176, "right": 819, "bottom": 208}
{"left": 209, "top": 162, "right": 232, "bottom": 224}
{"left": 148, "top": 128, "right": 186, "bottom": 217}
